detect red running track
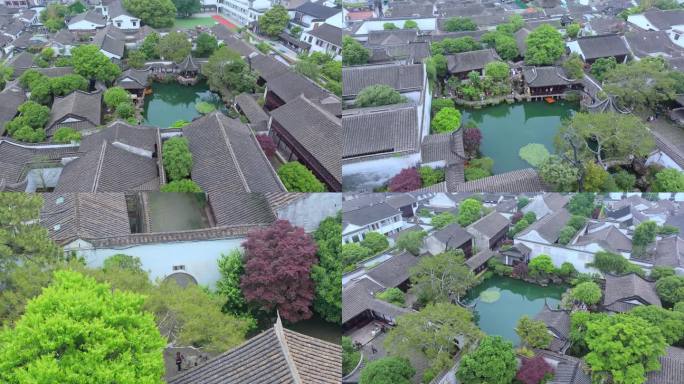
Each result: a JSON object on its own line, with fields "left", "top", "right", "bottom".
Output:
{"left": 212, "top": 15, "right": 237, "bottom": 30}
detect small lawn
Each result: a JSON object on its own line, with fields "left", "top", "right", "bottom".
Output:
{"left": 173, "top": 17, "right": 218, "bottom": 29}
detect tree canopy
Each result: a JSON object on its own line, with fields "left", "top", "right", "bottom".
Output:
{"left": 525, "top": 24, "right": 565, "bottom": 65}
{"left": 516, "top": 315, "right": 553, "bottom": 349}
{"left": 409, "top": 250, "right": 477, "bottom": 304}
{"left": 355, "top": 84, "right": 407, "bottom": 108}
{"left": 359, "top": 356, "right": 415, "bottom": 384}
{"left": 431, "top": 107, "right": 462, "bottom": 133}
{"left": 258, "top": 5, "right": 289, "bottom": 37}
{"left": 123, "top": 0, "right": 176, "bottom": 28}
{"left": 202, "top": 46, "right": 257, "bottom": 94}
{"left": 311, "top": 215, "right": 342, "bottom": 323}
{"left": 162, "top": 137, "right": 193, "bottom": 181}
{"left": 457, "top": 335, "right": 518, "bottom": 384}
{"left": 457, "top": 198, "right": 483, "bottom": 226}
{"left": 71, "top": 44, "right": 121, "bottom": 83}
{"left": 0, "top": 271, "right": 166, "bottom": 383}
{"left": 173, "top": 0, "right": 200, "bottom": 18}
{"left": 342, "top": 36, "right": 369, "bottom": 66}
{"left": 157, "top": 31, "right": 192, "bottom": 62}
{"left": 277, "top": 162, "right": 327, "bottom": 192}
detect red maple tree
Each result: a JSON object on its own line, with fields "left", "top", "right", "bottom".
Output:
{"left": 256, "top": 134, "right": 276, "bottom": 157}
{"left": 240, "top": 220, "right": 318, "bottom": 322}
{"left": 516, "top": 355, "right": 554, "bottom": 384}
{"left": 388, "top": 167, "right": 421, "bottom": 192}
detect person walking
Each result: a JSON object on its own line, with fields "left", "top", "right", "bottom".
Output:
{"left": 175, "top": 352, "right": 184, "bottom": 372}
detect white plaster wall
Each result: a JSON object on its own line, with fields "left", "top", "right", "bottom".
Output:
{"left": 647, "top": 151, "right": 684, "bottom": 171}
{"left": 515, "top": 239, "right": 599, "bottom": 274}
{"left": 342, "top": 152, "right": 421, "bottom": 191}
{"left": 352, "top": 18, "right": 437, "bottom": 35}
{"left": 75, "top": 238, "right": 245, "bottom": 288}
{"left": 111, "top": 15, "right": 140, "bottom": 30}
{"left": 274, "top": 193, "right": 341, "bottom": 232}
{"left": 68, "top": 20, "right": 104, "bottom": 31}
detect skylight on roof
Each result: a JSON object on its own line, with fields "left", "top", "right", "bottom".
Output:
{"left": 55, "top": 196, "right": 64, "bottom": 205}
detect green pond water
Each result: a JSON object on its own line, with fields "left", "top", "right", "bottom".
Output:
{"left": 464, "top": 276, "right": 566, "bottom": 345}
{"left": 142, "top": 81, "right": 224, "bottom": 128}
{"left": 146, "top": 192, "right": 210, "bottom": 232}
{"left": 461, "top": 101, "right": 577, "bottom": 174}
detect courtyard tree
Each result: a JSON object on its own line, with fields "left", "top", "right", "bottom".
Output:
{"left": 396, "top": 230, "right": 427, "bottom": 256}
{"left": 386, "top": 303, "right": 483, "bottom": 376}
{"left": 52, "top": 127, "right": 81, "bottom": 143}
{"left": 567, "top": 193, "right": 596, "bottom": 217}
{"left": 72, "top": 44, "right": 121, "bottom": 83}
{"left": 566, "top": 22, "right": 581, "bottom": 38}
{"left": 5, "top": 101, "right": 50, "bottom": 142}
{"left": 539, "top": 156, "right": 579, "bottom": 192}
{"left": 103, "top": 86, "right": 131, "bottom": 109}
{"left": 360, "top": 232, "right": 389, "bottom": 254}
{"left": 463, "top": 125, "right": 483, "bottom": 156}
{"left": 0, "top": 271, "right": 166, "bottom": 383}
{"left": 162, "top": 137, "right": 193, "bottom": 181}
{"left": 457, "top": 198, "right": 483, "bottom": 226}
{"left": 516, "top": 315, "right": 552, "bottom": 349}
{"left": 443, "top": 17, "right": 477, "bottom": 32}
{"left": 123, "top": 0, "right": 176, "bottom": 28}
{"left": 241, "top": 220, "right": 318, "bottom": 322}
{"left": 584, "top": 314, "right": 667, "bottom": 384}
{"left": 343, "top": 337, "right": 361, "bottom": 376}
{"left": 431, "top": 212, "right": 457, "bottom": 229}
{"left": 216, "top": 250, "right": 247, "bottom": 315}
{"left": 160, "top": 179, "right": 202, "bottom": 192}
{"left": 258, "top": 5, "right": 289, "bottom": 37}
{"left": 655, "top": 275, "right": 684, "bottom": 306}
{"left": 432, "top": 107, "right": 462, "bottom": 133}
{"left": 409, "top": 250, "right": 477, "bottom": 304}
{"left": 194, "top": 32, "right": 218, "bottom": 57}
{"left": 359, "top": 356, "right": 415, "bottom": 384}
{"left": 277, "top": 162, "right": 327, "bottom": 192}
{"left": 157, "top": 31, "right": 192, "bottom": 62}
{"left": 628, "top": 305, "right": 684, "bottom": 345}
{"left": 403, "top": 20, "right": 418, "bottom": 29}
{"left": 342, "top": 36, "right": 369, "bottom": 66}
{"left": 528, "top": 255, "right": 555, "bottom": 279}
{"left": 516, "top": 355, "right": 554, "bottom": 384}
{"left": 311, "top": 215, "right": 342, "bottom": 323}
{"left": 590, "top": 57, "right": 617, "bottom": 81}
{"left": 563, "top": 53, "right": 585, "bottom": 79}
{"left": 590, "top": 251, "right": 644, "bottom": 276}
{"left": 341, "top": 242, "right": 371, "bottom": 268}
{"left": 172, "top": 0, "right": 200, "bottom": 18}
{"left": 145, "top": 279, "right": 254, "bottom": 353}
{"left": 633, "top": 221, "right": 658, "bottom": 249}
{"left": 202, "top": 46, "right": 257, "bottom": 94}
{"left": 525, "top": 24, "right": 565, "bottom": 65}
{"left": 377, "top": 287, "right": 405, "bottom": 306}
{"left": 355, "top": 84, "right": 406, "bottom": 107}
{"left": 49, "top": 74, "right": 88, "bottom": 96}
{"left": 294, "top": 60, "right": 320, "bottom": 82}
{"left": 484, "top": 61, "right": 510, "bottom": 82}
{"left": 571, "top": 281, "right": 602, "bottom": 305}
{"left": 127, "top": 49, "right": 147, "bottom": 69}
{"left": 141, "top": 32, "right": 161, "bottom": 59}
{"left": 388, "top": 167, "right": 421, "bottom": 192}
{"left": 653, "top": 168, "right": 684, "bottom": 192}
{"left": 457, "top": 335, "right": 518, "bottom": 384}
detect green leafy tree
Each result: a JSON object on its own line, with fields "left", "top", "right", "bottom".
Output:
{"left": 432, "top": 107, "right": 462, "bottom": 133}
{"left": 650, "top": 266, "right": 675, "bottom": 281}
{"left": 396, "top": 230, "right": 427, "bottom": 256}
{"left": 655, "top": 275, "right": 684, "bottom": 306}
{"left": 525, "top": 24, "right": 565, "bottom": 65}
{"left": 613, "top": 169, "right": 636, "bottom": 190}
{"left": 633, "top": 221, "right": 658, "bottom": 247}
{"left": 590, "top": 57, "right": 617, "bottom": 81}
{"left": 377, "top": 287, "right": 406, "bottom": 306}
{"left": 584, "top": 314, "right": 667, "bottom": 384}
{"left": 202, "top": 46, "right": 257, "bottom": 94}
{"left": 419, "top": 166, "right": 445, "bottom": 186}
{"left": 160, "top": 179, "right": 202, "bottom": 192}
{"left": 515, "top": 315, "right": 553, "bottom": 348}
{"left": 583, "top": 162, "right": 613, "bottom": 192}
{"left": 431, "top": 212, "right": 457, "bottom": 229}
{"left": 0, "top": 271, "right": 166, "bottom": 383}
{"left": 216, "top": 250, "right": 247, "bottom": 315}
{"left": 116, "top": 102, "right": 134, "bottom": 119}
{"left": 6, "top": 101, "right": 50, "bottom": 142}
{"left": 457, "top": 198, "right": 483, "bottom": 226}
{"left": 141, "top": 32, "right": 161, "bottom": 59}
{"left": 457, "top": 335, "right": 517, "bottom": 384}
{"left": 563, "top": 53, "right": 585, "bottom": 79}
{"left": 529, "top": 255, "right": 555, "bottom": 278}
{"left": 590, "top": 251, "right": 644, "bottom": 276}
{"left": 123, "top": 0, "right": 176, "bottom": 28}
{"left": 383, "top": 22, "right": 398, "bottom": 30}
{"left": 52, "top": 127, "right": 81, "bottom": 143}
{"left": 343, "top": 336, "right": 361, "bottom": 376}
{"left": 342, "top": 36, "right": 370, "bottom": 65}
{"left": 558, "top": 225, "right": 577, "bottom": 245}
{"left": 629, "top": 305, "right": 684, "bottom": 345}
{"left": 409, "top": 250, "right": 477, "bottom": 304}
{"left": 157, "top": 31, "right": 192, "bottom": 62}
{"left": 49, "top": 74, "right": 88, "bottom": 97}
{"left": 566, "top": 23, "right": 580, "bottom": 38}
{"left": 361, "top": 232, "right": 389, "bottom": 254}
{"left": 359, "top": 357, "right": 415, "bottom": 384}
{"left": 195, "top": 32, "right": 218, "bottom": 57}
{"left": 567, "top": 193, "right": 596, "bottom": 217}
{"left": 432, "top": 98, "right": 455, "bottom": 115}
{"left": 258, "top": 5, "right": 289, "bottom": 37}
{"left": 484, "top": 61, "right": 510, "bottom": 82}
{"left": 571, "top": 281, "right": 602, "bottom": 305}
{"left": 538, "top": 156, "right": 579, "bottom": 192}
{"left": 72, "top": 44, "right": 121, "bottom": 83}
{"left": 294, "top": 60, "right": 320, "bottom": 82}
{"left": 277, "top": 162, "right": 326, "bottom": 192}
{"left": 444, "top": 17, "right": 477, "bottom": 32}
{"left": 355, "top": 84, "right": 406, "bottom": 107}
{"left": 311, "top": 215, "right": 342, "bottom": 323}
{"left": 0, "top": 62, "right": 13, "bottom": 89}
{"left": 403, "top": 20, "right": 418, "bottom": 29}
{"left": 173, "top": 0, "right": 200, "bottom": 18}
{"left": 386, "top": 303, "right": 482, "bottom": 375}
{"left": 127, "top": 49, "right": 147, "bottom": 69}
{"left": 431, "top": 37, "right": 482, "bottom": 55}
{"left": 145, "top": 280, "right": 254, "bottom": 353}
{"left": 104, "top": 86, "right": 130, "bottom": 109}
{"left": 341, "top": 242, "right": 371, "bottom": 269}
{"left": 653, "top": 168, "right": 684, "bottom": 192}
{"left": 162, "top": 136, "right": 193, "bottom": 181}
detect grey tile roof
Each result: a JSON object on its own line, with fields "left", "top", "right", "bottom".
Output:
{"left": 80, "top": 121, "right": 159, "bottom": 154}
{"left": 518, "top": 208, "right": 571, "bottom": 243}
{"left": 7, "top": 51, "right": 34, "bottom": 75}
{"left": 307, "top": 23, "right": 343, "bottom": 46}
{"left": 48, "top": 90, "right": 103, "bottom": 132}
{"left": 250, "top": 54, "right": 290, "bottom": 82}
{"left": 446, "top": 49, "right": 498, "bottom": 74}
{"left": 68, "top": 9, "right": 107, "bottom": 27}
{"left": 0, "top": 85, "right": 26, "bottom": 135}
{"left": 468, "top": 211, "right": 509, "bottom": 238}
{"left": 450, "top": 168, "right": 548, "bottom": 193}
{"left": 342, "top": 104, "right": 420, "bottom": 162}
{"left": 431, "top": 223, "right": 473, "bottom": 248}
{"left": 182, "top": 112, "right": 284, "bottom": 195}
{"left": 368, "top": 42, "right": 432, "bottom": 64}
{"left": 515, "top": 28, "right": 530, "bottom": 56}
{"left": 536, "top": 350, "right": 592, "bottom": 384}
{"left": 294, "top": 2, "right": 341, "bottom": 19}
{"left": 642, "top": 9, "right": 684, "bottom": 30}
{"left": 55, "top": 140, "right": 160, "bottom": 192}
{"left": 0, "top": 139, "right": 78, "bottom": 190}
{"left": 35, "top": 66, "right": 75, "bottom": 78}
{"left": 651, "top": 236, "right": 684, "bottom": 268}
{"left": 574, "top": 225, "right": 632, "bottom": 253}
{"left": 388, "top": 3, "right": 435, "bottom": 17}
{"left": 235, "top": 93, "right": 269, "bottom": 131}
{"left": 367, "top": 251, "right": 419, "bottom": 288}
{"left": 342, "top": 63, "right": 424, "bottom": 98}
{"left": 267, "top": 70, "right": 341, "bottom": 114}
{"left": 343, "top": 277, "right": 411, "bottom": 323}
{"left": 106, "top": 0, "right": 132, "bottom": 19}
{"left": 465, "top": 248, "right": 495, "bottom": 270}
{"left": 40, "top": 193, "right": 132, "bottom": 244}
{"left": 603, "top": 273, "right": 661, "bottom": 312}
{"left": 421, "top": 131, "right": 465, "bottom": 165}
{"left": 523, "top": 66, "right": 581, "bottom": 87}
{"left": 270, "top": 95, "right": 342, "bottom": 184}
{"left": 52, "top": 29, "right": 77, "bottom": 45}
{"left": 534, "top": 304, "right": 571, "bottom": 353}
{"left": 647, "top": 347, "right": 684, "bottom": 384}
{"left": 207, "top": 193, "right": 277, "bottom": 227}
{"left": 576, "top": 34, "right": 630, "bottom": 60}
{"left": 343, "top": 202, "right": 398, "bottom": 226}
{"left": 367, "top": 29, "right": 419, "bottom": 45}
{"left": 169, "top": 317, "right": 341, "bottom": 384}
{"left": 115, "top": 68, "right": 150, "bottom": 90}
{"left": 624, "top": 30, "right": 683, "bottom": 58}
{"left": 93, "top": 25, "right": 125, "bottom": 57}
